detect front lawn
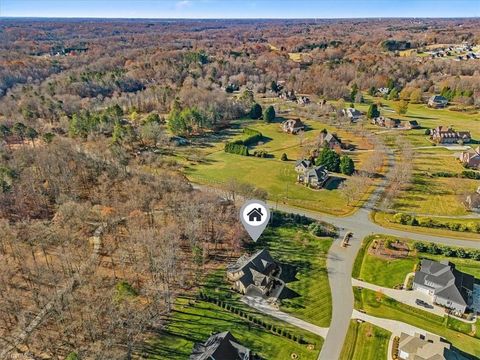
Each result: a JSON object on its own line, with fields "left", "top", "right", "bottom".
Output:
{"left": 144, "top": 297, "right": 322, "bottom": 360}
{"left": 202, "top": 223, "right": 334, "bottom": 328}
{"left": 339, "top": 320, "right": 391, "bottom": 360}
{"left": 354, "top": 287, "right": 480, "bottom": 358}
{"left": 354, "top": 234, "right": 480, "bottom": 288}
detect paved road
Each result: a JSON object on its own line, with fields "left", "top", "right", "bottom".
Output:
{"left": 241, "top": 296, "right": 329, "bottom": 338}
{"left": 193, "top": 163, "right": 480, "bottom": 360}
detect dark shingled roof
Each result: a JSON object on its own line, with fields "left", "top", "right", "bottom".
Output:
{"left": 227, "top": 249, "right": 277, "bottom": 289}
{"left": 190, "top": 331, "right": 251, "bottom": 360}
{"left": 414, "top": 259, "right": 474, "bottom": 308}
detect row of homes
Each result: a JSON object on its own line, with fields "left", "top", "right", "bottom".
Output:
{"left": 371, "top": 116, "right": 420, "bottom": 129}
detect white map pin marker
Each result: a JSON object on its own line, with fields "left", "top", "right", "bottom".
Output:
{"left": 240, "top": 199, "right": 271, "bottom": 242}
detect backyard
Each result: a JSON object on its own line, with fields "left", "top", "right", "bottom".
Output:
{"left": 339, "top": 320, "right": 391, "bottom": 360}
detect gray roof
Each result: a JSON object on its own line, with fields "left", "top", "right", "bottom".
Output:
{"left": 413, "top": 260, "right": 474, "bottom": 307}
{"left": 190, "top": 331, "right": 251, "bottom": 360}
{"left": 306, "top": 165, "right": 329, "bottom": 182}
{"left": 429, "top": 95, "right": 448, "bottom": 103}
{"left": 227, "top": 249, "right": 277, "bottom": 288}
{"left": 295, "top": 159, "right": 312, "bottom": 169}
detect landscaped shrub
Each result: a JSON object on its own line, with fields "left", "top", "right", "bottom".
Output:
{"left": 392, "top": 213, "right": 480, "bottom": 234}
{"left": 308, "top": 223, "right": 337, "bottom": 237}
{"left": 224, "top": 142, "right": 249, "bottom": 156}
{"left": 242, "top": 128, "right": 263, "bottom": 145}
{"left": 281, "top": 153, "right": 288, "bottom": 161}
{"left": 253, "top": 150, "right": 269, "bottom": 158}
{"left": 414, "top": 241, "right": 480, "bottom": 259}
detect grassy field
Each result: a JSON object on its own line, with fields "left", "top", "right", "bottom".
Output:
{"left": 145, "top": 297, "right": 322, "bottom": 360}
{"left": 353, "top": 234, "right": 480, "bottom": 288}
{"left": 372, "top": 212, "right": 480, "bottom": 241}
{"left": 354, "top": 287, "right": 480, "bottom": 358}
{"left": 390, "top": 148, "right": 478, "bottom": 217}
{"left": 339, "top": 320, "right": 391, "bottom": 360}
{"left": 183, "top": 116, "right": 375, "bottom": 216}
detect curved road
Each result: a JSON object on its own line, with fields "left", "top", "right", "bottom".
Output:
{"left": 269, "top": 174, "right": 480, "bottom": 360}
{"left": 193, "top": 158, "right": 480, "bottom": 360}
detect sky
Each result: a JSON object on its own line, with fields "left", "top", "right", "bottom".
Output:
{"left": 0, "top": 0, "right": 479, "bottom": 19}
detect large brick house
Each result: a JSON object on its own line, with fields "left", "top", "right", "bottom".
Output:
{"left": 430, "top": 126, "right": 471, "bottom": 144}
{"left": 459, "top": 146, "right": 480, "bottom": 169}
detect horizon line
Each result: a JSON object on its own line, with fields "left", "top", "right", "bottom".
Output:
{"left": 1, "top": 15, "right": 479, "bottom": 20}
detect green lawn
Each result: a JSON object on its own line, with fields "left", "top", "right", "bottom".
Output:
{"left": 354, "top": 287, "right": 480, "bottom": 358}
{"left": 144, "top": 297, "right": 322, "bottom": 360}
{"left": 354, "top": 234, "right": 480, "bottom": 288}
{"left": 261, "top": 226, "right": 333, "bottom": 327}
{"left": 201, "top": 225, "right": 333, "bottom": 328}
{"left": 339, "top": 320, "right": 391, "bottom": 360}
{"left": 372, "top": 212, "right": 480, "bottom": 241}
{"left": 183, "top": 117, "right": 376, "bottom": 216}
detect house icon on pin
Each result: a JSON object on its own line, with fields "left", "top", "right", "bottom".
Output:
{"left": 247, "top": 208, "right": 263, "bottom": 222}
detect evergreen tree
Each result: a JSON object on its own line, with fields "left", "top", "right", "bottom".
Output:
{"left": 316, "top": 147, "right": 340, "bottom": 172}
{"left": 249, "top": 103, "right": 263, "bottom": 119}
{"left": 366, "top": 104, "right": 380, "bottom": 119}
{"left": 340, "top": 155, "right": 355, "bottom": 175}
{"left": 263, "top": 106, "right": 275, "bottom": 123}
{"left": 350, "top": 83, "right": 358, "bottom": 102}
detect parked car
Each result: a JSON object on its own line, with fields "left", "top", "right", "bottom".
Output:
{"left": 415, "top": 299, "right": 433, "bottom": 309}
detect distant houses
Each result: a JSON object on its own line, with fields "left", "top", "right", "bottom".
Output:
{"left": 190, "top": 331, "right": 253, "bottom": 360}
{"left": 372, "top": 116, "right": 401, "bottom": 128}
{"left": 318, "top": 130, "right": 342, "bottom": 149}
{"left": 398, "top": 332, "right": 468, "bottom": 360}
{"left": 459, "top": 146, "right": 480, "bottom": 169}
{"left": 296, "top": 163, "right": 330, "bottom": 189}
{"left": 412, "top": 259, "right": 474, "bottom": 315}
{"left": 297, "top": 96, "right": 311, "bottom": 105}
{"left": 428, "top": 95, "right": 448, "bottom": 108}
{"left": 430, "top": 126, "right": 471, "bottom": 144}
{"left": 341, "top": 107, "right": 363, "bottom": 121}
{"left": 226, "top": 249, "right": 280, "bottom": 296}
{"left": 404, "top": 120, "right": 420, "bottom": 129}
{"left": 282, "top": 118, "right": 305, "bottom": 134}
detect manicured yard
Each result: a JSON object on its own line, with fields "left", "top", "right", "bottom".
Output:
{"left": 202, "top": 224, "right": 333, "bottom": 328}
{"left": 339, "top": 320, "right": 391, "bottom": 360}
{"left": 354, "top": 287, "right": 480, "bottom": 358}
{"left": 183, "top": 116, "right": 377, "bottom": 216}
{"left": 144, "top": 297, "right": 322, "bottom": 360}
{"left": 354, "top": 234, "right": 480, "bottom": 288}
{"left": 262, "top": 226, "right": 333, "bottom": 327}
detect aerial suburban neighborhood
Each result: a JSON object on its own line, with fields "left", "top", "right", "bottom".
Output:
{"left": 0, "top": 1, "right": 480, "bottom": 360}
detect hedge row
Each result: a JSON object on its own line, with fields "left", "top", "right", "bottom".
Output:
{"left": 393, "top": 213, "right": 480, "bottom": 234}
{"left": 413, "top": 241, "right": 480, "bottom": 260}
{"left": 432, "top": 170, "right": 480, "bottom": 180}
{"left": 225, "top": 141, "right": 249, "bottom": 156}
{"left": 198, "top": 292, "right": 309, "bottom": 345}
{"left": 242, "top": 128, "right": 263, "bottom": 146}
